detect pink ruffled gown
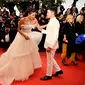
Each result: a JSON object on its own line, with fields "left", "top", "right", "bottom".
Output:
{"left": 0, "top": 24, "right": 42, "bottom": 85}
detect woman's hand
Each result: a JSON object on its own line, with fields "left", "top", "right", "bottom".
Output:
{"left": 63, "top": 37, "right": 68, "bottom": 43}
{"left": 25, "top": 35, "right": 30, "bottom": 40}
{"left": 63, "top": 35, "right": 68, "bottom": 43}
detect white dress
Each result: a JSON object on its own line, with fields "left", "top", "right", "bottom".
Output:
{"left": 30, "top": 31, "right": 42, "bottom": 45}
{"left": 0, "top": 24, "right": 42, "bottom": 85}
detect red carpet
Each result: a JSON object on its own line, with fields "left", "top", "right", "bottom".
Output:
{"left": 0, "top": 48, "right": 85, "bottom": 85}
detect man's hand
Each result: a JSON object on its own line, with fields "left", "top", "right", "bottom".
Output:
{"left": 46, "top": 47, "right": 52, "bottom": 52}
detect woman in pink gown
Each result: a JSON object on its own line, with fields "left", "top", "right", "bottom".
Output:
{"left": 0, "top": 8, "right": 46, "bottom": 85}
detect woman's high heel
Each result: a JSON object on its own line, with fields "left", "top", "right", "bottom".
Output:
{"left": 62, "top": 59, "right": 68, "bottom": 66}
{"left": 71, "top": 61, "right": 78, "bottom": 66}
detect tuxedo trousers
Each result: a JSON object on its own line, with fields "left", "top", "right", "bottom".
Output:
{"left": 46, "top": 49, "right": 61, "bottom": 76}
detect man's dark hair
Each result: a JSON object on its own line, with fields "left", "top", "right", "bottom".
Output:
{"left": 48, "top": 6, "right": 57, "bottom": 16}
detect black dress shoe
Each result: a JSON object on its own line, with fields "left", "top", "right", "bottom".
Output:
{"left": 40, "top": 76, "right": 52, "bottom": 80}
{"left": 52, "top": 70, "right": 63, "bottom": 76}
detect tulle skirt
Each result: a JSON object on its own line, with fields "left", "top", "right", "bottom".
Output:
{"left": 0, "top": 32, "right": 42, "bottom": 85}
{"left": 30, "top": 31, "right": 42, "bottom": 45}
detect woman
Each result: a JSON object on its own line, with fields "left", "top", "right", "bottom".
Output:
{"left": 63, "top": 14, "right": 77, "bottom": 65}
{"left": 20, "top": 9, "right": 43, "bottom": 46}
{"left": 75, "top": 14, "right": 85, "bottom": 60}
{"left": 60, "top": 8, "right": 71, "bottom": 66}
{"left": 75, "top": 14, "right": 85, "bottom": 36}
{"left": 0, "top": 8, "right": 46, "bottom": 85}
{"left": 64, "top": 8, "right": 71, "bottom": 18}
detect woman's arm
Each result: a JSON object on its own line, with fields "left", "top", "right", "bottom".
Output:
{"left": 37, "top": 24, "right": 47, "bottom": 30}
{"left": 17, "top": 18, "right": 29, "bottom": 40}
{"left": 34, "top": 18, "right": 47, "bottom": 30}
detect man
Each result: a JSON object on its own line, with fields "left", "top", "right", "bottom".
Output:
{"left": 40, "top": 6, "right": 63, "bottom": 80}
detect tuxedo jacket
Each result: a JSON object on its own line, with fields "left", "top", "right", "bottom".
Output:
{"left": 44, "top": 17, "right": 60, "bottom": 50}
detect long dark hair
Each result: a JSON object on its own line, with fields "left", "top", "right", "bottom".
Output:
{"left": 23, "top": 7, "right": 36, "bottom": 17}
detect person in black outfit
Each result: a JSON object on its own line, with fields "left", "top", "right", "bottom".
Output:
{"left": 75, "top": 14, "right": 85, "bottom": 60}
{"left": 1, "top": 24, "right": 11, "bottom": 51}
{"left": 63, "top": 14, "right": 77, "bottom": 65}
